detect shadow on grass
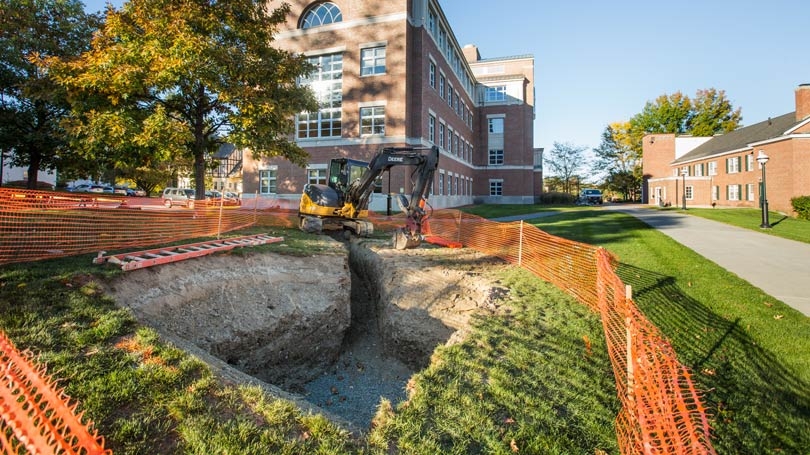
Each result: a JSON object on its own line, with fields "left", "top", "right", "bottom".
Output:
{"left": 770, "top": 215, "right": 789, "bottom": 227}
{"left": 379, "top": 268, "right": 621, "bottom": 454}
{"left": 617, "top": 263, "right": 810, "bottom": 454}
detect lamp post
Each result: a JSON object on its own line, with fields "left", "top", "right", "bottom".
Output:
{"left": 681, "top": 169, "right": 688, "bottom": 210}
{"left": 756, "top": 150, "right": 771, "bottom": 229}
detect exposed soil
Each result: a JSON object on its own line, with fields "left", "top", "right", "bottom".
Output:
{"left": 106, "top": 236, "right": 508, "bottom": 429}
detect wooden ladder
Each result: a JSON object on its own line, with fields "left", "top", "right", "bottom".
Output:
{"left": 93, "top": 234, "right": 283, "bottom": 271}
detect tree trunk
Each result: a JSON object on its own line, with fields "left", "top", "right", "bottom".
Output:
{"left": 27, "top": 149, "right": 41, "bottom": 190}
{"left": 193, "top": 84, "right": 207, "bottom": 200}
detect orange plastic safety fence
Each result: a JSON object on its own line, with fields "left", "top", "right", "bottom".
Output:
{"left": 425, "top": 210, "right": 716, "bottom": 455}
{"left": 0, "top": 188, "right": 263, "bottom": 265}
{"left": 0, "top": 331, "right": 111, "bottom": 455}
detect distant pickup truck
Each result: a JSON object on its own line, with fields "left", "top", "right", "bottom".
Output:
{"left": 579, "top": 189, "right": 603, "bottom": 204}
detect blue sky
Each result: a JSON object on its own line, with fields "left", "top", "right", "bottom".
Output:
{"left": 84, "top": 0, "right": 810, "bottom": 154}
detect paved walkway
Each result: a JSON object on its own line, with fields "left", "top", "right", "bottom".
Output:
{"left": 493, "top": 206, "right": 810, "bottom": 316}
{"left": 608, "top": 206, "right": 810, "bottom": 316}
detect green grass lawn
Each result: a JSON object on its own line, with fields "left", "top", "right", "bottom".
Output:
{"left": 668, "top": 207, "right": 810, "bottom": 244}
{"left": 529, "top": 209, "right": 810, "bottom": 454}
{"left": 456, "top": 203, "right": 569, "bottom": 219}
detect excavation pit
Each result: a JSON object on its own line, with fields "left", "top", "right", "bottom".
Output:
{"left": 107, "top": 237, "right": 506, "bottom": 429}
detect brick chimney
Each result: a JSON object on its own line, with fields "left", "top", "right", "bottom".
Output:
{"left": 462, "top": 44, "right": 480, "bottom": 63}
{"left": 796, "top": 84, "right": 810, "bottom": 122}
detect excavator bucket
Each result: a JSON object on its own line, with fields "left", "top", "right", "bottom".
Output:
{"left": 393, "top": 228, "right": 421, "bottom": 250}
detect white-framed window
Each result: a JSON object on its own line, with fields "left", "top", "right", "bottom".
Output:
{"left": 429, "top": 62, "right": 436, "bottom": 89}
{"left": 489, "top": 179, "right": 503, "bottom": 196}
{"left": 685, "top": 186, "right": 693, "bottom": 200}
{"left": 694, "top": 163, "right": 704, "bottom": 177}
{"left": 259, "top": 167, "right": 278, "bottom": 194}
{"left": 439, "top": 74, "right": 445, "bottom": 99}
{"left": 454, "top": 133, "right": 460, "bottom": 155}
{"left": 297, "top": 53, "right": 342, "bottom": 139}
{"left": 746, "top": 154, "right": 754, "bottom": 172}
{"left": 726, "top": 156, "right": 741, "bottom": 174}
{"left": 488, "top": 117, "right": 504, "bottom": 134}
{"left": 446, "top": 173, "right": 452, "bottom": 195}
{"left": 438, "top": 27, "right": 446, "bottom": 52}
{"left": 727, "top": 184, "right": 740, "bottom": 201}
{"left": 447, "top": 85, "right": 453, "bottom": 106}
{"left": 454, "top": 175, "right": 459, "bottom": 195}
{"left": 428, "top": 114, "right": 435, "bottom": 143}
{"left": 427, "top": 8, "right": 437, "bottom": 36}
{"left": 300, "top": 2, "right": 342, "bottom": 29}
{"left": 485, "top": 85, "right": 507, "bottom": 102}
{"left": 438, "top": 172, "right": 444, "bottom": 196}
{"left": 360, "top": 46, "right": 386, "bottom": 76}
{"left": 712, "top": 185, "right": 719, "bottom": 201}
{"left": 708, "top": 161, "right": 717, "bottom": 176}
{"left": 746, "top": 183, "right": 756, "bottom": 201}
{"left": 360, "top": 106, "right": 385, "bottom": 135}
{"left": 307, "top": 165, "right": 327, "bottom": 185}
{"left": 489, "top": 149, "right": 504, "bottom": 165}
{"left": 439, "top": 122, "right": 445, "bottom": 149}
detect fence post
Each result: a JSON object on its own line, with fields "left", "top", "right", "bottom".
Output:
{"left": 253, "top": 191, "right": 259, "bottom": 224}
{"left": 625, "top": 284, "right": 635, "bottom": 407}
{"left": 456, "top": 210, "right": 462, "bottom": 244}
{"left": 518, "top": 220, "right": 524, "bottom": 267}
{"left": 217, "top": 193, "right": 225, "bottom": 240}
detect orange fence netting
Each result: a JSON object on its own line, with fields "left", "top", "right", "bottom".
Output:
{"left": 0, "top": 331, "right": 111, "bottom": 455}
{"left": 1, "top": 188, "right": 716, "bottom": 454}
{"left": 423, "top": 210, "right": 716, "bottom": 455}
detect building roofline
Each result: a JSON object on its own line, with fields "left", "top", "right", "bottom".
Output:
{"left": 469, "top": 54, "right": 534, "bottom": 64}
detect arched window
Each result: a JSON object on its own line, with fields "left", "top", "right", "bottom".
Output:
{"left": 300, "top": 2, "right": 342, "bottom": 29}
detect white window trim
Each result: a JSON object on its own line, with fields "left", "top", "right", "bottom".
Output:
{"left": 359, "top": 105, "right": 385, "bottom": 136}
{"left": 360, "top": 45, "right": 386, "bottom": 77}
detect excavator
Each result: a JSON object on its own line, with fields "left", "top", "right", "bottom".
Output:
{"left": 298, "top": 145, "right": 440, "bottom": 249}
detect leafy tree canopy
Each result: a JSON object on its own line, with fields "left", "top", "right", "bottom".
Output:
{"left": 628, "top": 88, "right": 742, "bottom": 148}
{"left": 0, "top": 0, "right": 100, "bottom": 188}
{"left": 47, "top": 0, "right": 317, "bottom": 197}
{"left": 545, "top": 141, "right": 588, "bottom": 194}
{"left": 592, "top": 122, "right": 643, "bottom": 200}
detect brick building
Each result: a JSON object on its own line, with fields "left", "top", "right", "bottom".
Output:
{"left": 241, "top": 0, "right": 540, "bottom": 209}
{"left": 642, "top": 84, "right": 810, "bottom": 215}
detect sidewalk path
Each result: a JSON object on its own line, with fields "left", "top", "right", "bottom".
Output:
{"left": 606, "top": 205, "right": 810, "bottom": 317}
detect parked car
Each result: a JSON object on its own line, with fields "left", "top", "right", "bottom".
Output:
{"left": 113, "top": 185, "right": 128, "bottom": 195}
{"left": 102, "top": 186, "right": 115, "bottom": 194}
{"left": 87, "top": 184, "right": 106, "bottom": 193}
{"left": 68, "top": 183, "right": 91, "bottom": 192}
{"left": 162, "top": 187, "right": 196, "bottom": 208}
{"left": 126, "top": 187, "right": 147, "bottom": 197}
{"left": 578, "top": 189, "right": 603, "bottom": 205}
{"left": 224, "top": 191, "right": 241, "bottom": 206}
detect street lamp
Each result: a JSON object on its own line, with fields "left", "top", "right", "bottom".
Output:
{"left": 756, "top": 150, "right": 771, "bottom": 229}
{"left": 681, "top": 168, "right": 688, "bottom": 210}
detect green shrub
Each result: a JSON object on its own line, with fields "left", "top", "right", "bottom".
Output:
{"left": 791, "top": 195, "right": 810, "bottom": 220}
{"left": 540, "top": 191, "right": 576, "bottom": 204}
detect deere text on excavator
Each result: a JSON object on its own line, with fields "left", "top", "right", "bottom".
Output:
{"left": 298, "top": 145, "right": 439, "bottom": 249}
